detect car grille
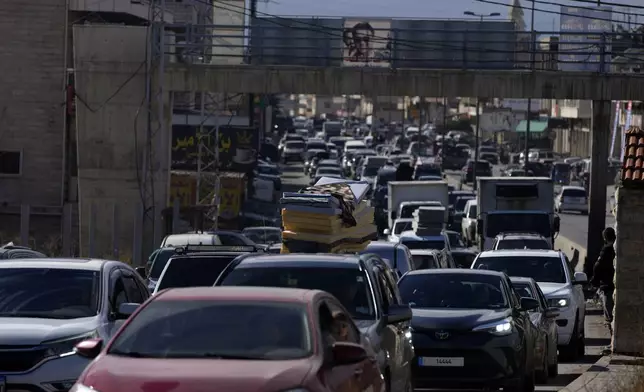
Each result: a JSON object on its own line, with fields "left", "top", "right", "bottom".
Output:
{"left": 0, "top": 346, "right": 49, "bottom": 372}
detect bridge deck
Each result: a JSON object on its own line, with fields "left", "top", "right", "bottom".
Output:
{"left": 163, "top": 64, "right": 644, "bottom": 100}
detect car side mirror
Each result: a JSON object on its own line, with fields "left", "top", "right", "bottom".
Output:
{"left": 116, "top": 303, "right": 140, "bottom": 320}
{"left": 544, "top": 307, "right": 560, "bottom": 319}
{"left": 135, "top": 266, "right": 147, "bottom": 278}
{"left": 553, "top": 216, "right": 561, "bottom": 233}
{"left": 383, "top": 228, "right": 390, "bottom": 236}
{"left": 573, "top": 271, "right": 588, "bottom": 284}
{"left": 520, "top": 297, "right": 540, "bottom": 311}
{"left": 331, "top": 342, "right": 368, "bottom": 366}
{"left": 476, "top": 219, "right": 483, "bottom": 235}
{"left": 385, "top": 304, "right": 412, "bottom": 325}
{"left": 74, "top": 338, "right": 103, "bottom": 359}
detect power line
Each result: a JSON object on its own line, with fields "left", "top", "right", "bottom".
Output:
{"left": 567, "top": 0, "right": 644, "bottom": 11}
{"left": 530, "top": 0, "right": 644, "bottom": 19}
{"left": 477, "top": 0, "right": 620, "bottom": 23}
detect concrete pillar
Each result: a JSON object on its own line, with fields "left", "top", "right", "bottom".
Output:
{"left": 73, "top": 25, "right": 171, "bottom": 259}
{"left": 613, "top": 187, "right": 644, "bottom": 356}
{"left": 585, "top": 100, "right": 610, "bottom": 275}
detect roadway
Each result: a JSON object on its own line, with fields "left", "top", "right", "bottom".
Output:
{"left": 279, "top": 162, "right": 612, "bottom": 392}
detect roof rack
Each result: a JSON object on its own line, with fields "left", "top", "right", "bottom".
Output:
{"left": 174, "top": 244, "right": 257, "bottom": 254}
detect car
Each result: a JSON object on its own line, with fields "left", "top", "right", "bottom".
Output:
{"left": 71, "top": 287, "right": 386, "bottom": 392}
{"left": 409, "top": 248, "right": 456, "bottom": 270}
{"left": 241, "top": 226, "right": 282, "bottom": 246}
{"left": 492, "top": 233, "right": 551, "bottom": 250}
{"left": 461, "top": 199, "right": 478, "bottom": 247}
{"left": 282, "top": 140, "right": 306, "bottom": 163}
{"left": 450, "top": 248, "right": 479, "bottom": 268}
{"left": 152, "top": 246, "right": 257, "bottom": 294}
{"left": 555, "top": 186, "right": 588, "bottom": 215}
{"left": 361, "top": 241, "right": 415, "bottom": 278}
{"left": 214, "top": 253, "right": 414, "bottom": 391}
{"left": 398, "top": 201, "right": 443, "bottom": 220}
{"left": 510, "top": 276, "right": 560, "bottom": 382}
{"left": 399, "top": 230, "right": 450, "bottom": 252}
{"left": 444, "top": 230, "right": 467, "bottom": 250}
{"left": 398, "top": 269, "right": 539, "bottom": 391}
{"left": 254, "top": 163, "right": 282, "bottom": 191}
{"left": 480, "top": 152, "right": 499, "bottom": 165}
{"left": 0, "top": 258, "right": 149, "bottom": 390}
{"left": 310, "top": 158, "right": 342, "bottom": 178}
{"left": 0, "top": 243, "right": 46, "bottom": 259}
{"left": 306, "top": 138, "right": 329, "bottom": 151}
{"left": 384, "top": 218, "right": 414, "bottom": 242}
{"left": 450, "top": 195, "right": 476, "bottom": 231}
{"left": 160, "top": 231, "right": 264, "bottom": 250}
{"left": 461, "top": 160, "right": 492, "bottom": 184}
{"left": 315, "top": 166, "right": 344, "bottom": 179}
{"left": 471, "top": 249, "right": 588, "bottom": 361}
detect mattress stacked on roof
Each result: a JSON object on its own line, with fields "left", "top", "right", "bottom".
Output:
{"left": 280, "top": 177, "right": 377, "bottom": 254}
{"left": 412, "top": 206, "right": 447, "bottom": 236}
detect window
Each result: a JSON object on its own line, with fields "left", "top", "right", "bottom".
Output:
{"left": 111, "top": 275, "right": 128, "bottom": 312}
{"left": 157, "top": 256, "right": 237, "bottom": 291}
{"left": 376, "top": 271, "right": 395, "bottom": 312}
{"left": 0, "top": 150, "right": 21, "bottom": 175}
{"left": 218, "top": 234, "right": 247, "bottom": 246}
{"left": 123, "top": 275, "right": 146, "bottom": 303}
{"left": 326, "top": 301, "right": 360, "bottom": 344}
{"left": 467, "top": 204, "right": 477, "bottom": 218}
{"left": 473, "top": 256, "right": 566, "bottom": 284}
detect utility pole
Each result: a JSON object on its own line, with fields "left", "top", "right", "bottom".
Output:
{"left": 248, "top": 0, "right": 258, "bottom": 127}
{"left": 473, "top": 98, "right": 481, "bottom": 191}
{"left": 441, "top": 97, "right": 447, "bottom": 167}
{"left": 525, "top": 0, "right": 536, "bottom": 168}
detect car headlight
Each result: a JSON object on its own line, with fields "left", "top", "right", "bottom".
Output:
{"left": 548, "top": 297, "right": 570, "bottom": 308}
{"left": 70, "top": 384, "right": 100, "bottom": 392}
{"left": 472, "top": 318, "right": 514, "bottom": 336}
{"left": 43, "top": 331, "right": 99, "bottom": 358}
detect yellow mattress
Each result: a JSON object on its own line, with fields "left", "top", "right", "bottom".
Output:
{"left": 280, "top": 241, "right": 370, "bottom": 254}
{"left": 282, "top": 225, "right": 377, "bottom": 244}
{"left": 282, "top": 205, "right": 374, "bottom": 234}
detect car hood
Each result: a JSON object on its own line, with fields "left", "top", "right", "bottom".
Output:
{"left": 0, "top": 317, "right": 98, "bottom": 345}
{"left": 83, "top": 356, "right": 313, "bottom": 392}
{"left": 537, "top": 282, "right": 571, "bottom": 297}
{"left": 410, "top": 308, "right": 511, "bottom": 330}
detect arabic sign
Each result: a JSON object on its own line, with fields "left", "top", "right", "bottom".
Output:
{"left": 171, "top": 125, "right": 259, "bottom": 173}
{"left": 342, "top": 19, "right": 392, "bottom": 67}
{"left": 169, "top": 173, "right": 197, "bottom": 207}
{"left": 218, "top": 175, "right": 244, "bottom": 222}
{"left": 559, "top": 6, "right": 612, "bottom": 72}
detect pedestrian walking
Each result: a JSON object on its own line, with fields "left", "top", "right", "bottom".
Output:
{"left": 591, "top": 227, "right": 616, "bottom": 338}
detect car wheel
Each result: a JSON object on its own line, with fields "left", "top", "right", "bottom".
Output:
{"left": 559, "top": 315, "right": 580, "bottom": 362}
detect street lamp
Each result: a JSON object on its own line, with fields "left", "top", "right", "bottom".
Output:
{"left": 463, "top": 11, "right": 501, "bottom": 21}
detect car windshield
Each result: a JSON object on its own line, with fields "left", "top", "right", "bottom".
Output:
{"left": 452, "top": 252, "right": 477, "bottom": 268}
{"left": 0, "top": 268, "right": 99, "bottom": 319}
{"left": 472, "top": 255, "right": 566, "bottom": 283}
{"left": 157, "top": 256, "right": 239, "bottom": 291}
{"left": 562, "top": 189, "right": 586, "bottom": 198}
{"left": 513, "top": 282, "right": 535, "bottom": 300}
{"left": 486, "top": 213, "right": 551, "bottom": 238}
{"left": 307, "top": 143, "right": 327, "bottom": 151}
{"left": 317, "top": 168, "right": 342, "bottom": 176}
{"left": 400, "top": 239, "right": 445, "bottom": 251}
{"left": 108, "top": 301, "right": 311, "bottom": 360}
{"left": 363, "top": 166, "right": 380, "bottom": 177}
{"left": 496, "top": 239, "right": 550, "bottom": 250}
{"left": 243, "top": 230, "right": 282, "bottom": 245}
{"left": 286, "top": 142, "right": 305, "bottom": 149}
{"left": 454, "top": 197, "right": 474, "bottom": 212}
{"left": 219, "top": 267, "right": 376, "bottom": 320}
{"left": 415, "top": 166, "right": 441, "bottom": 177}
{"left": 412, "top": 254, "right": 438, "bottom": 270}
{"left": 394, "top": 221, "right": 413, "bottom": 235}
{"left": 398, "top": 273, "right": 508, "bottom": 309}
{"left": 257, "top": 166, "right": 279, "bottom": 175}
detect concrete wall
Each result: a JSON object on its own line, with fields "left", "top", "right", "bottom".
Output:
{"left": 613, "top": 186, "right": 644, "bottom": 355}
{"left": 0, "top": 0, "right": 67, "bottom": 238}
{"left": 73, "top": 25, "right": 171, "bottom": 258}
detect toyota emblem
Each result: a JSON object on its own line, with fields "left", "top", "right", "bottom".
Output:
{"left": 435, "top": 331, "right": 450, "bottom": 340}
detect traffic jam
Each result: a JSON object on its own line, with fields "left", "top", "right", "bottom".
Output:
{"left": 0, "top": 119, "right": 593, "bottom": 392}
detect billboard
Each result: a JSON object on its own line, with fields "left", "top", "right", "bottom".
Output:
{"left": 559, "top": 6, "right": 612, "bottom": 72}
{"left": 342, "top": 19, "right": 392, "bottom": 67}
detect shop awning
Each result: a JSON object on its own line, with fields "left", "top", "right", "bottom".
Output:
{"left": 515, "top": 120, "right": 549, "bottom": 133}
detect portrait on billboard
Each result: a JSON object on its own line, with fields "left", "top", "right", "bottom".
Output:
{"left": 342, "top": 20, "right": 392, "bottom": 67}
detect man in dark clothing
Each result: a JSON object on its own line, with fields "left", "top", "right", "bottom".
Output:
{"left": 591, "top": 227, "right": 616, "bottom": 334}
{"left": 395, "top": 162, "right": 414, "bottom": 181}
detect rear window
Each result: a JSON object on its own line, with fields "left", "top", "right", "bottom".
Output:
{"left": 412, "top": 254, "right": 438, "bottom": 270}
{"left": 496, "top": 239, "right": 550, "bottom": 250}
{"left": 400, "top": 239, "right": 445, "bottom": 251}
{"left": 561, "top": 189, "right": 586, "bottom": 198}
{"left": 452, "top": 252, "right": 477, "bottom": 268}
{"left": 157, "top": 256, "right": 238, "bottom": 291}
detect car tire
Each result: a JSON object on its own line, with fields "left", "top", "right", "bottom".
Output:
{"left": 559, "top": 315, "right": 581, "bottom": 362}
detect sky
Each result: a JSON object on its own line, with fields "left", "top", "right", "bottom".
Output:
{"left": 261, "top": 0, "right": 643, "bottom": 31}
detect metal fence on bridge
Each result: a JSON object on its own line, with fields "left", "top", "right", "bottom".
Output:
{"left": 163, "top": 18, "right": 643, "bottom": 72}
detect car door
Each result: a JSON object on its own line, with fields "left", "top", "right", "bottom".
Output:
{"left": 506, "top": 279, "right": 535, "bottom": 370}
{"left": 105, "top": 269, "right": 130, "bottom": 338}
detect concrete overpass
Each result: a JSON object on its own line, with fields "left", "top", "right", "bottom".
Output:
{"left": 163, "top": 63, "right": 644, "bottom": 100}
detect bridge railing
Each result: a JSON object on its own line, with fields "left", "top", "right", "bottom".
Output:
{"left": 162, "top": 20, "right": 643, "bottom": 72}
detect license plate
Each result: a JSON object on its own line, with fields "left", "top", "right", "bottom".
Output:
{"left": 418, "top": 357, "right": 465, "bottom": 367}
{"left": 0, "top": 376, "right": 5, "bottom": 392}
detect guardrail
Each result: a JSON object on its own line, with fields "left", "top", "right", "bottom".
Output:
{"left": 162, "top": 21, "right": 644, "bottom": 72}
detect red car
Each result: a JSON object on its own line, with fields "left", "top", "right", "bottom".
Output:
{"left": 70, "top": 286, "right": 386, "bottom": 392}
